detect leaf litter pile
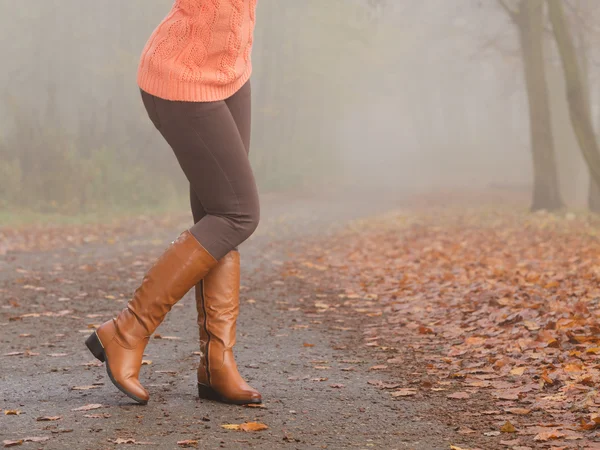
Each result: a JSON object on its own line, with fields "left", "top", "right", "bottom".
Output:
{"left": 282, "top": 207, "right": 600, "bottom": 449}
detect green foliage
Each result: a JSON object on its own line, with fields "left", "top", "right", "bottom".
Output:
{"left": 0, "top": 114, "right": 183, "bottom": 215}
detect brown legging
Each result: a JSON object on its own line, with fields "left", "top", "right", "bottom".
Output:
{"left": 140, "top": 81, "right": 259, "bottom": 260}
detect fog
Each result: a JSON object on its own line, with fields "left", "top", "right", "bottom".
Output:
{"left": 1, "top": 0, "right": 599, "bottom": 215}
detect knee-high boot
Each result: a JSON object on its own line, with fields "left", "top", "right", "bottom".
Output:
{"left": 196, "top": 250, "right": 262, "bottom": 404}
{"left": 85, "top": 230, "right": 218, "bottom": 404}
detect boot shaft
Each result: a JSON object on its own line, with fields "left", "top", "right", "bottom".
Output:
{"left": 128, "top": 230, "right": 218, "bottom": 336}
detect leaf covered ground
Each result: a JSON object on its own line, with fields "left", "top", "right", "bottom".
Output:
{"left": 282, "top": 205, "right": 600, "bottom": 449}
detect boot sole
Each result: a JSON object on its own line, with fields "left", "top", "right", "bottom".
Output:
{"left": 85, "top": 331, "right": 148, "bottom": 405}
{"left": 197, "top": 383, "right": 262, "bottom": 405}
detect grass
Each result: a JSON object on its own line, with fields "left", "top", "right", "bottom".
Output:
{"left": 0, "top": 198, "right": 190, "bottom": 228}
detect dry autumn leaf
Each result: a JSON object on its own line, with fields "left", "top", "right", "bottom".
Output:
{"left": 505, "top": 408, "right": 530, "bottom": 416}
{"left": 240, "top": 422, "right": 269, "bottom": 432}
{"left": 177, "top": 440, "right": 198, "bottom": 448}
{"left": 447, "top": 392, "right": 470, "bottom": 400}
{"left": 500, "top": 421, "right": 516, "bottom": 433}
{"left": 22, "top": 437, "right": 49, "bottom": 443}
{"left": 533, "top": 429, "right": 565, "bottom": 441}
{"left": 221, "top": 422, "right": 268, "bottom": 432}
{"left": 112, "top": 438, "right": 136, "bottom": 444}
{"left": 71, "top": 404, "right": 103, "bottom": 412}
{"left": 510, "top": 367, "right": 526, "bottom": 376}
{"left": 391, "top": 389, "right": 417, "bottom": 397}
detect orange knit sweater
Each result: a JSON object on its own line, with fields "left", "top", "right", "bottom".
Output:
{"left": 137, "top": 0, "right": 257, "bottom": 102}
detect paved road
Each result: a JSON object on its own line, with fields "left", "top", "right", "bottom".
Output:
{"left": 0, "top": 187, "right": 452, "bottom": 449}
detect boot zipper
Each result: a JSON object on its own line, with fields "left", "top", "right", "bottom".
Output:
{"left": 201, "top": 279, "right": 211, "bottom": 386}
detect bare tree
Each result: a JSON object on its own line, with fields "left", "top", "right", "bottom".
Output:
{"left": 498, "top": 0, "right": 563, "bottom": 211}
{"left": 547, "top": 0, "right": 600, "bottom": 212}
{"left": 519, "top": 0, "right": 564, "bottom": 211}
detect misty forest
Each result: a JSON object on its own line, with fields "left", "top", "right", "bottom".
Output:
{"left": 2, "top": 1, "right": 600, "bottom": 449}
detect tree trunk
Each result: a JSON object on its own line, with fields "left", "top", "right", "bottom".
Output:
{"left": 578, "top": 21, "right": 600, "bottom": 212}
{"left": 517, "top": 0, "right": 563, "bottom": 211}
{"left": 547, "top": 0, "right": 600, "bottom": 212}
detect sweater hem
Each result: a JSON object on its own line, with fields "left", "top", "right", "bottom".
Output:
{"left": 137, "top": 64, "right": 252, "bottom": 102}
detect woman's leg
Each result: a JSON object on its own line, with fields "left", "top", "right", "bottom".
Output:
{"left": 186, "top": 82, "right": 261, "bottom": 404}
{"left": 189, "top": 80, "right": 252, "bottom": 235}
{"left": 85, "top": 87, "right": 259, "bottom": 405}
{"left": 145, "top": 89, "right": 259, "bottom": 261}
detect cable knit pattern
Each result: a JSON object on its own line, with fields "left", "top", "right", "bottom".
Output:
{"left": 244, "top": 0, "right": 257, "bottom": 65}
{"left": 217, "top": 0, "right": 244, "bottom": 85}
{"left": 137, "top": 0, "right": 257, "bottom": 102}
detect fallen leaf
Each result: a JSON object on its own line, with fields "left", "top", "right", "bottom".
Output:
{"left": 71, "top": 404, "right": 103, "bottom": 412}
{"left": 239, "top": 422, "right": 269, "bottom": 432}
{"left": 112, "top": 438, "right": 136, "bottom": 444}
{"left": 494, "top": 392, "right": 519, "bottom": 401}
{"left": 391, "top": 389, "right": 417, "bottom": 397}
{"left": 510, "top": 367, "right": 526, "bottom": 376}
{"left": 177, "top": 440, "right": 198, "bottom": 448}
{"left": 4, "top": 410, "right": 21, "bottom": 415}
{"left": 23, "top": 437, "right": 49, "bottom": 443}
{"left": 36, "top": 416, "right": 62, "bottom": 421}
{"left": 221, "top": 422, "right": 268, "bottom": 432}
{"left": 534, "top": 430, "right": 565, "bottom": 441}
{"left": 447, "top": 392, "right": 470, "bottom": 400}
{"left": 484, "top": 431, "right": 501, "bottom": 437}
{"left": 501, "top": 421, "right": 517, "bottom": 433}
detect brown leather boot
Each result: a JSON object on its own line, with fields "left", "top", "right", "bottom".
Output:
{"left": 196, "top": 250, "right": 262, "bottom": 404}
{"left": 85, "top": 230, "right": 218, "bottom": 404}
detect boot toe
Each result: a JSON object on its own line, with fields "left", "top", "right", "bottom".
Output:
{"left": 124, "top": 379, "right": 149, "bottom": 403}
{"left": 245, "top": 388, "right": 262, "bottom": 403}
{"left": 112, "top": 375, "right": 149, "bottom": 404}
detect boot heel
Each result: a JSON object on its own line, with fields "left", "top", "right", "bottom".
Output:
{"left": 198, "top": 383, "right": 219, "bottom": 401}
{"left": 85, "top": 331, "right": 106, "bottom": 363}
